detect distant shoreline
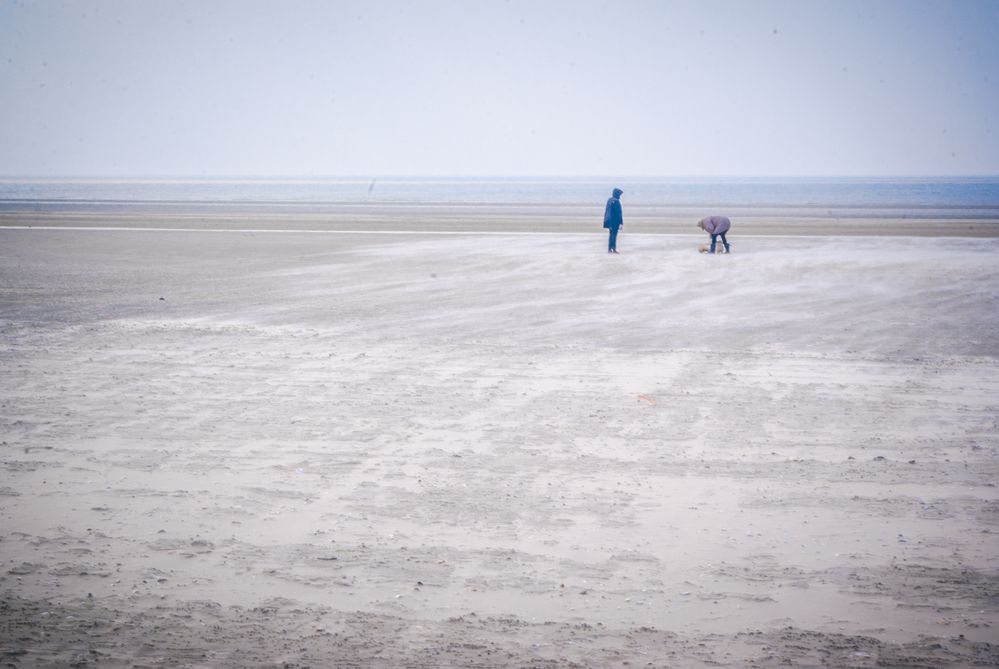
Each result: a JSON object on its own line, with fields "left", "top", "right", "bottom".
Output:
{"left": 2, "top": 209, "right": 997, "bottom": 237}
{"left": 3, "top": 177, "right": 996, "bottom": 234}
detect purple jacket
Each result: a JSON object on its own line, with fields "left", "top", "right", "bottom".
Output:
{"left": 698, "top": 216, "right": 731, "bottom": 235}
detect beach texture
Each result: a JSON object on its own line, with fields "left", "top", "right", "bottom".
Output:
{"left": 2, "top": 226, "right": 998, "bottom": 667}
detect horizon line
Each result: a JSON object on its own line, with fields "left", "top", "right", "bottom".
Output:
{"left": 2, "top": 174, "right": 999, "bottom": 182}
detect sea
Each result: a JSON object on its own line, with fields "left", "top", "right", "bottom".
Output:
{"left": 1, "top": 177, "right": 998, "bottom": 221}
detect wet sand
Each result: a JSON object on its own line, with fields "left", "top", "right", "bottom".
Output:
{"left": 3, "top": 203, "right": 998, "bottom": 236}
{"left": 1, "top": 220, "right": 998, "bottom": 667}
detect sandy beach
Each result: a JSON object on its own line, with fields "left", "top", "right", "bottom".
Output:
{"left": 2, "top": 221, "right": 998, "bottom": 667}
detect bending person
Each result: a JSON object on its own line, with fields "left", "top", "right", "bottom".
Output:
{"left": 697, "top": 216, "right": 731, "bottom": 254}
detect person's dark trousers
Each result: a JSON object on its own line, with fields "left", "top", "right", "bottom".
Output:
{"left": 608, "top": 227, "right": 619, "bottom": 252}
{"left": 710, "top": 232, "right": 730, "bottom": 253}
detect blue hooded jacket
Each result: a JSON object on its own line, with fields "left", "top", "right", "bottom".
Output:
{"left": 603, "top": 188, "right": 623, "bottom": 230}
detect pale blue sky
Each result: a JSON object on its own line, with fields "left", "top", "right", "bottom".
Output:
{"left": 1, "top": 0, "right": 997, "bottom": 176}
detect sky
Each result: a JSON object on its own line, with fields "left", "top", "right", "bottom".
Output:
{"left": 1, "top": 0, "right": 998, "bottom": 177}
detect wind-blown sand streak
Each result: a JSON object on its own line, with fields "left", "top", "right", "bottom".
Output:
{"left": 1, "top": 227, "right": 997, "bottom": 667}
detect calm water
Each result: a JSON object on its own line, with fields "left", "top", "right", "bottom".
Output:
{"left": 2, "top": 177, "right": 998, "bottom": 219}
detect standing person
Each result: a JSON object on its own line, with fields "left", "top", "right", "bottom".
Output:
{"left": 697, "top": 215, "right": 731, "bottom": 254}
{"left": 603, "top": 187, "right": 624, "bottom": 253}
